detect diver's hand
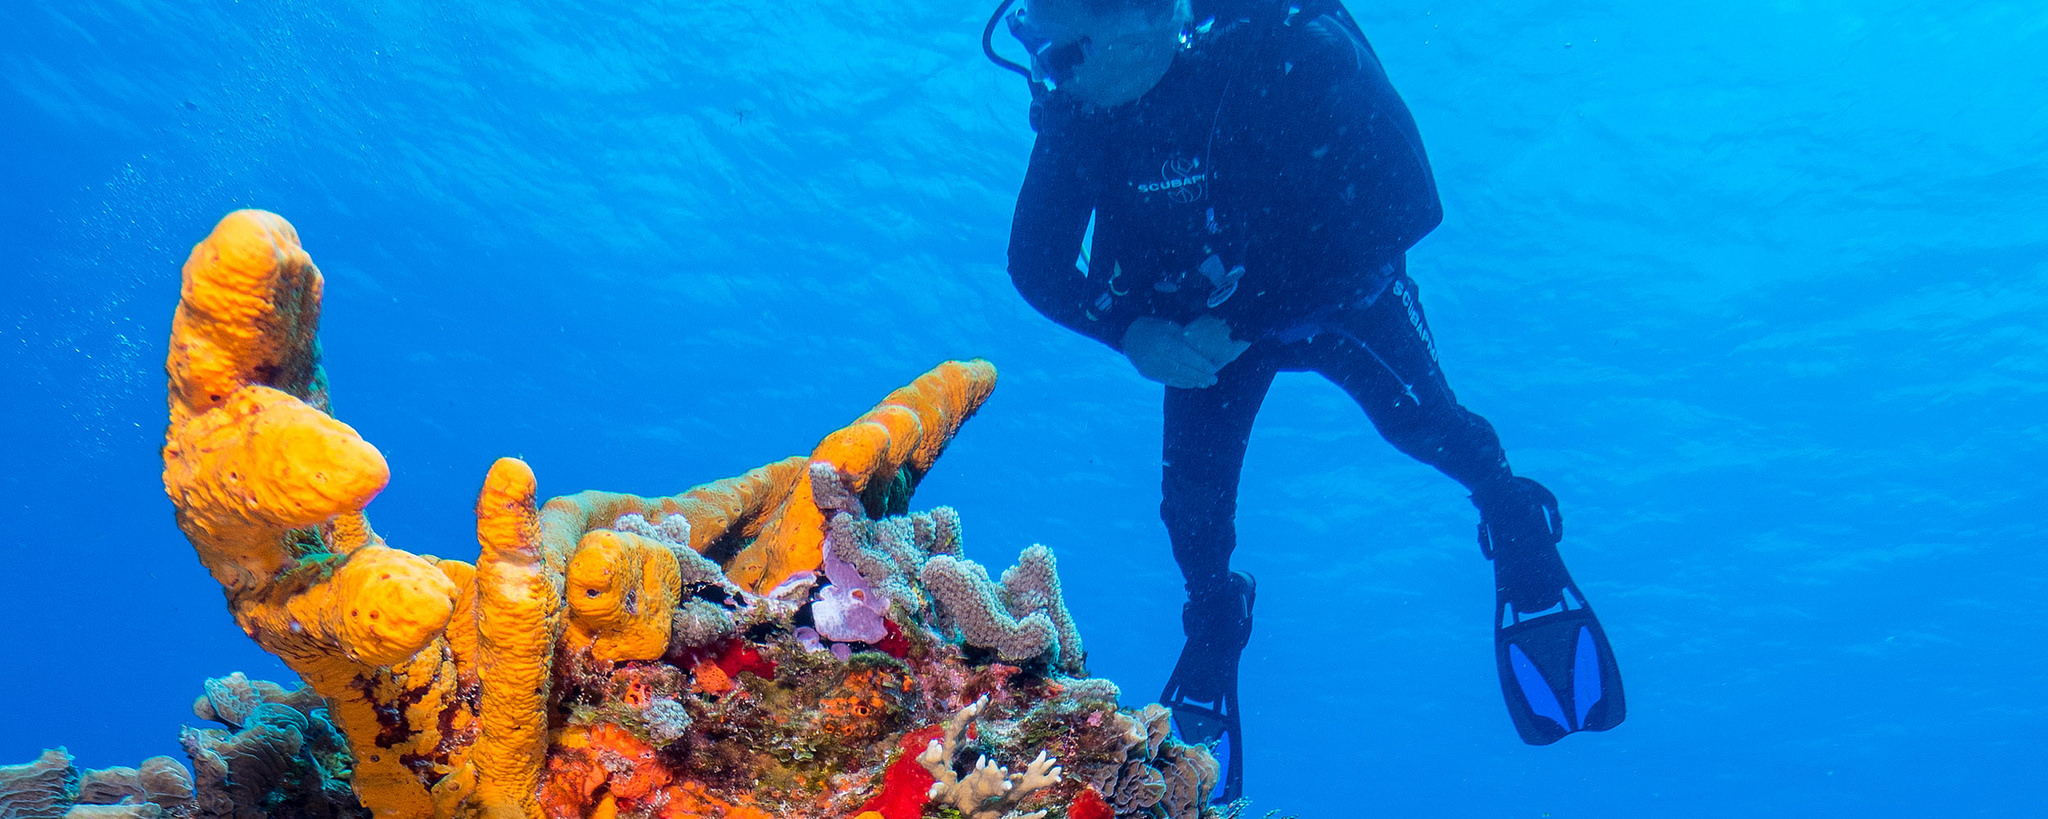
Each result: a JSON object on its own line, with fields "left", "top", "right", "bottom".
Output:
{"left": 1122, "top": 316, "right": 1250, "bottom": 389}
{"left": 1182, "top": 315, "right": 1251, "bottom": 370}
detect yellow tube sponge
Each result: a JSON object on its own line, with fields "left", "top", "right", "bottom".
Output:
{"left": 533, "top": 454, "right": 806, "bottom": 569}
{"left": 729, "top": 359, "right": 998, "bottom": 592}
{"left": 663, "top": 457, "right": 808, "bottom": 556}
{"left": 325, "top": 545, "right": 462, "bottom": 667}
{"left": 351, "top": 646, "right": 463, "bottom": 819}
{"left": 438, "top": 559, "right": 482, "bottom": 686}
{"left": 565, "top": 530, "right": 682, "bottom": 662}
{"left": 163, "top": 211, "right": 476, "bottom": 818}
{"left": 166, "top": 209, "right": 327, "bottom": 426}
{"left": 472, "top": 457, "right": 561, "bottom": 819}
{"left": 163, "top": 385, "right": 388, "bottom": 592}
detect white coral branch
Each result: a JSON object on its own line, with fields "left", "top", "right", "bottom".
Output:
{"left": 917, "top": 697, "right": 1062, "bottom": 819}
{"left": 1012, "top": 749, "right": 1062, "bottom": 794}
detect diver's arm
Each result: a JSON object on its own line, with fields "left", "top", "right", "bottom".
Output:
{"left": 1007, "top": 128, "right": 1129, "bottom": 349}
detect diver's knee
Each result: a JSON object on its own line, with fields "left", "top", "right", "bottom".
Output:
{"left": 1387, "top": 405, "right": 1498, "bottom": 459}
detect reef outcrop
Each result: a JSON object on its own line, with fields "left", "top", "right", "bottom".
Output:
{"left": 112, "top": 210, "right": 1235, "bottom": 819}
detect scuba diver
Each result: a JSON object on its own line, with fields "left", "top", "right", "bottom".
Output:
{"left": 986, "top": 0, "right": 1625, "bottom": 800}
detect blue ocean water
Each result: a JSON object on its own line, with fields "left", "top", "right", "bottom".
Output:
{"left": 3, "top": 0, "right": 2043, "bottom": 815}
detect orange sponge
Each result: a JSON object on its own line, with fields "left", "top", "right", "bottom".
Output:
{"left": 472, "top": 457, "right": 561, "bottom": 819}
{"left": 728, "top": 359, "right": 998, "bottom": 592}
{"left": 163, "top": 211, "right": 466, "bottom": 818}
{"left": 565, "top": 530, "right": 681, "bottom": 662}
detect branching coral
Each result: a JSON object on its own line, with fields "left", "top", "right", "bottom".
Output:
{"left": 917, "top": 697, "right": 1062, "bottom": 819}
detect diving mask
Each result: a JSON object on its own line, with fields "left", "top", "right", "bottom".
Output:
{"left": 1006, "top": 5, "right": 1091, "bottom": 88}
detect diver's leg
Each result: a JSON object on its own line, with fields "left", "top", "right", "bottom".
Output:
{"left": 1161, "top": 350, "right": 1277, "bottom": 601}
{"left": 1323, "top": 269, "right": 1626, "bottom": 742}
{"left": 1324, "top": 272, "right": 1569, "bottom": 606}
{"left": 1159, "top": 350, "right": 1276, "bottom": 800}
{"left": 1323, "top": 271, "right": 1511, "bottom": 490}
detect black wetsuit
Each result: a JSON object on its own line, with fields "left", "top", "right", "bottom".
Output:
{"left": 1007, "top": 13, "right": 1512, "bottom": 602}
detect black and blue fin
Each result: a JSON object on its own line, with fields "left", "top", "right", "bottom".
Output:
{"left": 1494, "top": 580, "right": 1626, "bottom": 744}
{"left": 1478, "top": 476, "right": 1625, "bottom": 744}
{"left": 1161, "top": 569, "right": 1255, "bottom": 803}
{"left": 1162, "top": 652, "right": 1245, "bottom": 802}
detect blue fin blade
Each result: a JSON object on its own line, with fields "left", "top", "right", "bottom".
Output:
{"left": 1508, "top": 642, "right": 1571, "bottom": 731}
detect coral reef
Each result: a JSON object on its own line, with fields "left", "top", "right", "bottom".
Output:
{"left": 129, "top": 209, "right": 1232, "bottom": 818}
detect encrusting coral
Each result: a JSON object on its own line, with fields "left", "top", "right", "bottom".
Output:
{"left": 0, "top": 746, "right": 197, "bottom": 819}
{"left": 0, "top": 210, "right": 1244, "bottom": 819}
{"left": 181, "top": 673, "right": 361, "bottom": 819}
